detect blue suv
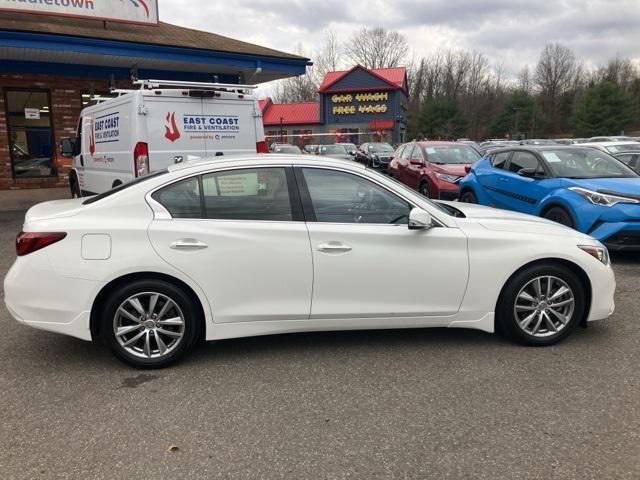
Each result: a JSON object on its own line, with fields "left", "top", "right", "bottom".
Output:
{"left": 459, "top": 146, "right": 640, "bottom": 251}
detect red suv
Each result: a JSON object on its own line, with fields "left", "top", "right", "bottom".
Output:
{"left": 387, "top": 141, "right": 481, "bottom": 199}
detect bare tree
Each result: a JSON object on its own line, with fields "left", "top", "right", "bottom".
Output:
{"left": 518, "top": 65, "right": 532, "bottom": 93}
{"left": 271, "top": 43, "right": 317, "bottom": 103}
{"left": 309, "top": 30, "right": 342, "bottom": 85}
{"left": 534, "top": 43, "right": 579, "bottom": 133}
{"left": 344, "top": 27, "right": 409, "bottom": 69}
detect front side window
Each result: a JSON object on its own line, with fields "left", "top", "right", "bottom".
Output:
{"left": 301, "top": 168, "right": 410, "bottom": 224}
{"left": 541, "top": 148, "right": 638, "bottom": 179}
{"left": 201, "top": 168, "right": 293, "bottom": 221}
{"left": 5, "top": 89, "right": 55, "bottom": 178}
{"left": 401, "top": 145, "right": 414, "bottom": 160}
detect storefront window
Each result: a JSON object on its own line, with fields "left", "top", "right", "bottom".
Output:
{"left": 5, "top": 89, "right": 55, "bottom": 178}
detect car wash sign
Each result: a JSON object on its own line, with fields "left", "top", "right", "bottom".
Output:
{"left": 0, "top": 0, "right": 159, "bottom": 26}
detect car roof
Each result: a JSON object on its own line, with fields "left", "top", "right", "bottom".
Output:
{"left": 168, "top": 154, "right": 366, "bottom": 174}
{"left": 484, "top": 145, "right": 596, "bottom": 154}
{"left": 581, "top": 141, "right": 640, "bottom": 146}
{"left": 414, "top": 141, "right": 459, "bottom": 146}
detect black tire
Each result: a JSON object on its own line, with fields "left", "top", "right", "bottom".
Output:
{"left": 460, "top": 190, "right": 477, "bottom": 204}
{"left": 543, "top": 206, "right": 574, "bottom": 229}
{"left": 70, "top": 177, "right": 81, "bottom": 199}
{"left": 100, "top": 279, "right": 201, "bottom": 368}
{"left": 496, "top": 264, "right": 585, "bottom": 346}
{"left": 419, "top": 181, "right": 431, "bottom": 198}
{"left": 112, "top": 180, "right": 123, "bottom": 189}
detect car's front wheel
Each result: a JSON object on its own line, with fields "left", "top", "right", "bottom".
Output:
{"left": 459, "top": 190, "right": 477, "bottom": 204}
{"left": 496, "top": 264, "right": 585, "bottom": 346}
{"left": 100, "top": 279, "right": 201, "bottom": 368}
{"left": 543, "top": 206, "right": 574, "bottom": 229}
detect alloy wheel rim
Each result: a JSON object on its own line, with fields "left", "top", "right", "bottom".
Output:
{"left": 513, "top": 276, "right": 575, "bottom": 338}
{"left": 113, "top": 292, "right": 185, "bottom": 359}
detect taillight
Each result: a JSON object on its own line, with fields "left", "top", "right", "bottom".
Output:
{"left": 256, "top": 140, "right": 267, "bottom": 153}
{"left": 16, "top": 231, "right": 67, "bottom": 256}
{"left": 134, "top": 142, "right": 149, "bottom": 177}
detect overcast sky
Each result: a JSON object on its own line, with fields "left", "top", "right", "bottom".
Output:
{"left": 159, "top": 0, "right": 640, "bottom": 92}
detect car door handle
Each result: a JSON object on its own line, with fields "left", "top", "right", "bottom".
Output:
{"left": 170, "top": 239, "right": 208, "bottom": 250}
{"left": 317, "top": 241, "right": 352, "bottom": 253}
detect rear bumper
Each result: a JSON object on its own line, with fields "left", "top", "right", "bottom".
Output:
{"left": 3, "top": 253, "right": 97, "bottom": 341}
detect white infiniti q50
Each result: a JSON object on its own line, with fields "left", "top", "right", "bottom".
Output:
{"left": 4, "top": 156, "right": 615, "bottom": 368}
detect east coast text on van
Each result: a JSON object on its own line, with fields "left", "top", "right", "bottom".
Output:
{"left": 94, "top": 112, "right": 119, "bottom": 143}
{"left": 183, "top": 115, "right": 240, "bottom": 132}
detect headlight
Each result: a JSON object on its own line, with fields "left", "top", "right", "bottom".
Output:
{"left": 578, "top": 244, "right": 610, "bottom": 265}
{"left": 569, "top": 187, "right": 640, "bottom": 207}
{"left": 435, "top": 172, "right": 461, "bottom": 183}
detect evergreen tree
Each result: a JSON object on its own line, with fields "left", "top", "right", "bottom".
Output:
{"left": 490, "top": 90, "right": 537, "bottom": 139}
{"left": 571, "top": 81, "right": 635, "bottom": 136}
{"left": 418, "top": 98, "right": 468, "bottom": 139}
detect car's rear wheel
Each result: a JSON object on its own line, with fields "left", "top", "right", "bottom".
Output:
{"left": 419, "top": 181, "right": 431, "bottom": 198}
{"left": 100, "top": 279, "right": 200, "bottom": 368}
{"left": 543, "top": 206, "right": 574, "bottom": 228}
{"left": 459, "top": 190, "right": 477, "bottom": 204}
{"left": 496, "top": 264, "right": 585, "bottom": 346}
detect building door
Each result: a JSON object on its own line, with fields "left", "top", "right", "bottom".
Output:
{"left": 5, "top": 89, "right": 56, "bottom": 178}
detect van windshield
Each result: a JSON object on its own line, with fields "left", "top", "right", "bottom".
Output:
{"left": 82, "top": 169, "right": 169, "bottom": 205}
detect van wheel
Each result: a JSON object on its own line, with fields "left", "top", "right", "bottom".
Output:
{"left": 70, "top": 179, "right": 81, "bottom": 199}
{"left": 100, "top": 279, "right": 201, "bottom": 368}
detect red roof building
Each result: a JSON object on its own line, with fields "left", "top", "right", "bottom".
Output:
{"left": 261, "top": 65, "right": 409, "bottom": 146}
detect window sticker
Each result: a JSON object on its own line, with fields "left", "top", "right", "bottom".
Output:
{"left": 542, "top": 152, "right": 562, "bottom": 163}
{"left": 425, "top": 147, "right": 436, "bottom": 154}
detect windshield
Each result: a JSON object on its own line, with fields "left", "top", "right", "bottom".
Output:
{"left": 83, "top": 169, "right": 169, "bottom": 205}
{"left": 320, "top": 145, "right": 348, "bottom": 155}
{"left": 273, "top": 145, "right": 301, "bottom": 154}
{"left": 368, "top": 143, "right": 394, "bottom": 153}
{"left": 423, "top": 145, "right": 482, "bottom": 164}
{"left": 605, "top": 143, "right": 640, "bottom": 153}
{"left": 541, "top": 148, "right": 638, "bottom": 179}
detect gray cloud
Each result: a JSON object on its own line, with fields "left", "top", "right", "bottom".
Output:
{"left": 158, "top": 0, "right": 640, "bottom": 81}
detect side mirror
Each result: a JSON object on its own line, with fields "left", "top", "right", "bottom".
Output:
{"left": 60, "top": 137, "right": 75, "bottom": 157}
{"left": 349, "top": 150, "right": 356, "bottom": 156}
{"left": 408, "top": 207, "right": 433, "bottom": 230}
{"left": 517, "top": 167, "right": 543, "bottom": 178}
{"left": 410, "top": 157, "right": 423, "bottom": 166}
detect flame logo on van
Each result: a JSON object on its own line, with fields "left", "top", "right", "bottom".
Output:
{"left": 89, "top": 117, "right": 95, "bottom": 157}
{"left": 164, "top": 112, "right": 181, "bottom": 142}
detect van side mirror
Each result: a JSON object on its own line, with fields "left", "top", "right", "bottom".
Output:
{"left": 408, "top": 207, "right": 433, "bottom": 230}
{"left": 60, "top": 137, "right": 75, "bottom": 157}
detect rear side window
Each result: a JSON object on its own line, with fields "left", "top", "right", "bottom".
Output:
{"left": 151, "top": 176, "right": 202, "bottom": 218}
{"left": 151, "top": 167, "right": 293, "bottom": 221}
{"left": 201, "top": 168, "right": 292, "bottom": 221}
{"left": 509, "top": 151, "right": 541, "bottom": 173}
{"left": 83, "top": 169, "right": 168, "bottom": 205}
{"left": 491, "top": 152, "right": 510, "bottom": 169}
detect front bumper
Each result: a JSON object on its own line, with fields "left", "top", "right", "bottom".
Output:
{"left": 576, "top": 202, "right": 640, "bottom": 251}
{"left": 433, "top": 181, "right": 460, "bottom": 200}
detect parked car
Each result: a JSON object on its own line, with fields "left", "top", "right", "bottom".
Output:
{"left": 335, "top": 142, "right": 357, "bottom": 156}
{"left": 271, "top": 144, "right": 302, "bottom": 154}
{"left": 588, "top": 136, "right": 634, "bottom": 142}
{"left": 459, "top": 145, "right": 640, "bottom": 250}
{"left": 581, "top": 141, "right": 640, "bottom": 155}
{"left": 554, "top": 138, "right": 580, "bottom": 145}
{"left": 519, "top": 139, "right": 558, "bottom": 146}
{"left": 4, "top": 155, "right": 615, "bottom": 367}
{"left": 355, "top": 142, "right": 395, "bottom": 169}
{"left": 613, "top": 151, "right": 640, "bottom": 173}
{"left": 388, "top": 141, "right": 482, "bottom": 199}
{"left": 317, "top": 144, "right": 352, "bottom": 160}
{"left": 59, "top": 80, "right": 266, "bottom": 198}
{"left": 455, "top": 140, "right": 482, "bottom": 153}
{"left": 303, "top": 144, "right": 319, "bottom": 154}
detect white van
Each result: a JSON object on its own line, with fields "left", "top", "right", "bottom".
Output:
{"left": 60, "top": 80, "right": 267, "bottom": 197}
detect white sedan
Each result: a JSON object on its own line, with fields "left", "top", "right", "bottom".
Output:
{"left": 4, "top": 156, "right": 615, "bottom": 368}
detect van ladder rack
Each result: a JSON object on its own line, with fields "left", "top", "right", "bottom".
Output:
{"left": 133, "top": 79, "right": 258, "bottom": 92}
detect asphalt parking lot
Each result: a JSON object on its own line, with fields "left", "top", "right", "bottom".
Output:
{"left": 0, "top": 209, "right": 639, "bottom": 480}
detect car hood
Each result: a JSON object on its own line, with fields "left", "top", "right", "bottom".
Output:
{"left": 25, "top": 198, "right": 86, "bottom": 223}
{"left": 432, "top": 163, "right": 470, "bottom": 176}
{"left": 440, "top": 201, "right": 594, "bottom": 240}
{"left": 566, "top": 177, "right": 640, "bottom": 197}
